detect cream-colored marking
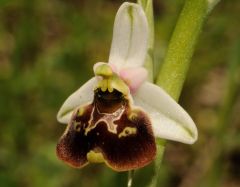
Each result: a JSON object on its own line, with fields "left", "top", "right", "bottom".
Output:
{"left": 87, "top": 150, "right": 105, "bottom": 163}
{"left": 85, "top": 105, "right": 125, "bottom": 135}
{"left": 118, "top": 127, "right": 137, "bottom": 138}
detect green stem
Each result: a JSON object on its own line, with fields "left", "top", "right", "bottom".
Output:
{"left": 156, "top": 0, "right": 209, "bottom": 100}
{"left": 147, "top": 140, "right": 165, "bottom": 187}
{"left": 153, "top": 0, "right": 220, "bottom": 186}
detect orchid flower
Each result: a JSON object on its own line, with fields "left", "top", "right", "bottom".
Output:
{"left": 56, "top": 2, "right": 198, "bottom": 172}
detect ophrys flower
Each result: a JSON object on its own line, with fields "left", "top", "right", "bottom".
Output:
{"left": 56, "top": 2, "right": 197, "bottom": 171}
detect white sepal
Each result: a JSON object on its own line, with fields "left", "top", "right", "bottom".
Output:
{"left": 134, "top": 82, "right": 198, "bottom": 144}
{"left": 57, "top": 77, "right": 97, "bottom": 124}
{"left": 109, "top": 2, "right": 148, "bottom": 70}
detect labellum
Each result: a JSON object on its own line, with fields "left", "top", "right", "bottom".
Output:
{"left": 57, "top": 86, "right": 156, "bottom": 171}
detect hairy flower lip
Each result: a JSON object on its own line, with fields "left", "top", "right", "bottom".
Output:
{"left": 57, "top": 89, "right": 156, "bottom": 171}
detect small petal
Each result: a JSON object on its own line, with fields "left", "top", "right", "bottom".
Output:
{"left": 57, "top": 77, "right": 98, "bottom": 124}
{"left": 119, "top": 67, "right": 148, "bottom": 94}
{"left": 108, "top": 2, "right": 148, "bottom": 70}
{"left": 134, "top": 82, "right": 198, "bottom": 144}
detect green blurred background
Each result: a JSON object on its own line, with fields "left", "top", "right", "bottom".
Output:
{"left": 0, "top": 0, "right": 239, "bottom": 187}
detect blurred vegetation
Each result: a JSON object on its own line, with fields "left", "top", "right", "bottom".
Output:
{"left": 0, "top": 0, "right": 239, "bottom": 187}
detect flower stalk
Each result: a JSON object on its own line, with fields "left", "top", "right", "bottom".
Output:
{"left": 150, "top": 0, "right": 220, "bottom": 186}
{"left": 157, "top": 0, "right": 210, "bottom": 100}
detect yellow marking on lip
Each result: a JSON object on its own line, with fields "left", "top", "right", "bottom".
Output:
{"left": 87, "top": 150, "right": 105, "bottom": 163}
{"left": 128, "top": 111, "right": 138, "bottom": 121}
{"left": 118, "top": 127, "right": 137, "bottom": 138}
